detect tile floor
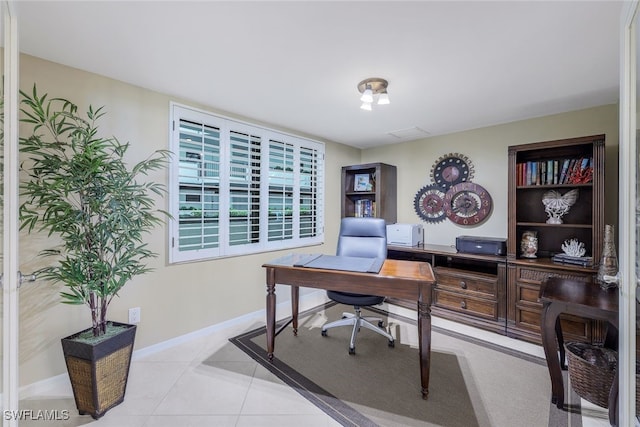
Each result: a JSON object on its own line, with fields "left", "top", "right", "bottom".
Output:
{"left": 20, "top": 299, "right": 610, "bottom": 427}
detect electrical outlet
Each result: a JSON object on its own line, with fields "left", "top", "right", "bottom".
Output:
{"left": 128, "top": 307, "right": 141, "bottom": 324}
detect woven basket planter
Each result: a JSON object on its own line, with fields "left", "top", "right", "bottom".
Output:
{"left": 61, "top": 322, "right": 136, "bottom": 419}
{"left": 565, "top": 342, "right": 617, "bottom": 409}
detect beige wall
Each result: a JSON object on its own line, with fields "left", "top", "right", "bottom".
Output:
{"left": 361, "top": 105, "right": 619, "bottom": 246}
{"left": 17, "top": 54, "right": 360, "bottom": 385}
{"left": 17, "top": 54, "right": 619, "bottom": 386}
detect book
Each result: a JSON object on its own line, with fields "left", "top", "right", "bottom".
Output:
{"left": 536, "top": 161, "right": 542, "bottom": 185}
{"left": 559, "top": 158, "right": 570, "bottom": 184}
{"left": 552, "top": 253, "right": 593, "bottom": 267}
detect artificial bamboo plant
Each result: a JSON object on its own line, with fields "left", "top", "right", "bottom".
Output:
{"left": 19, "top": 85, "right": 170, "bottom": 337}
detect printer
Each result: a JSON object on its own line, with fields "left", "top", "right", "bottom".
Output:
{"left": 386, "top": 223, "right": 423, "bottom": 247}
{"left": 455, "top": 236, "right": 506, "bottom": 256}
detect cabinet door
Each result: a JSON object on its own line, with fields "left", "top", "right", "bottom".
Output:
{"left": 509, "top": 265, "right": 593, "bottom": 343}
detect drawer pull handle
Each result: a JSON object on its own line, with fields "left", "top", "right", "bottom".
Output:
{"left": 460, "top": 301, "right": 467, "bottom": 309}
{"left": 460, "top": 281, "right": 467, "bottom": 289}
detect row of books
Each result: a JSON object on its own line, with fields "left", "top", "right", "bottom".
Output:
{"left": 516, "top": 157, "right": 593, "bottom": 186}
{"left": 354, "top": 199, "right": 376, "bottom": 217}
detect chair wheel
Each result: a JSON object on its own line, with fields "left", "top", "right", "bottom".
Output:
{"left": 321, "top": 330, "right": 327, "bottom": 336}
{"left": 349, "top": 347, "right": 356, "bottom": 355}
{"left": 378, "top": 321, "right": 384, "bottom": 327}
{"left": 388, "top": 340, "right": 395, "bottom": 348}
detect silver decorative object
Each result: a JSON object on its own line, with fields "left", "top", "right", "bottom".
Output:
{"left": 597, "top": 224, "right": 619, "bottom": 289}
{"left": 561, "top": 238, "right": 586, "bottom": 257}
{"left": 542, "top": 189, "right": 579, "bottom": 224}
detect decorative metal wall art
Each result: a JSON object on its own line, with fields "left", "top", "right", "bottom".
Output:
{"left": 414, "top": 153, "right": 493, "bottom": 226}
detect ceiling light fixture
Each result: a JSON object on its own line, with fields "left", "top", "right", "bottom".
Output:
{"left": 357, "top": 78, "right": 390, "bottom": 110}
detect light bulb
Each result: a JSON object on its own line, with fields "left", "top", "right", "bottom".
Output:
{"left": 360, "top": 101, "right": 372, "bottom": 111}
{"left": 360, "top": 88, "right": 373, "bottom": 103}
{"left": 377, "top": 92, "right": 390, "bottom": 105}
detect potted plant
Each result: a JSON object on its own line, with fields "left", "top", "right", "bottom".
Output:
{"left": 19, "top": 85, "right": 170, "bottom": 419}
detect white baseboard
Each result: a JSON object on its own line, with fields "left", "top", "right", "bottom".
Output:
{"left": 19, "top": 289, "right": 330, "bottom": 399}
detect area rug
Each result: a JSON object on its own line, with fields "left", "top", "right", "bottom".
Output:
{"left": 230, "top": 302, "right": 584, "bottom": 427}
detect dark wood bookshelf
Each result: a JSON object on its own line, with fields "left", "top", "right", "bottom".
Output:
{"left": 506, "top": 134, "right": 606, "bottom": 344}
{"left": 341, "top": 162, "right": 397, "bottom": 224}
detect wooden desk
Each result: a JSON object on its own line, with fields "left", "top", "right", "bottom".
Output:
{"left": 263, "top": 254, "right": 436, "bottom": 398}
{"left": 539, "top": 277, "right": 618, "bottom": 425}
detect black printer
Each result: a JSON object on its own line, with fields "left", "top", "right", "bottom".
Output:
{"left": 455, "top": 236, "right": 506, "bottom": 256}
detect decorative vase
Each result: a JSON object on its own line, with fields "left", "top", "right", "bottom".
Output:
{"left": 61, "top": 322, "right": 136, "bottom": 419}
{"left": 520, "top": 230, "right": 538, "bottom": 258}
{"left": 597, "top": 224, "right": 618, "bottom": 290}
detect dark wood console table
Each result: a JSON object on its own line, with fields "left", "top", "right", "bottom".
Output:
{"left": 539, "top": 277, "right": 618, "bottom": 425}
{"left": 387, "top": 244, "right": 507, "bottom": 335}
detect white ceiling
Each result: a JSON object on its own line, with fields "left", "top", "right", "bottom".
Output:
{"left": 14, "top": 1, "right": 623, "bottom": 149}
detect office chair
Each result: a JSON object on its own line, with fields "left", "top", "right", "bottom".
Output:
{"left": 321, "top": 217, "right": 395, "bottom": 355}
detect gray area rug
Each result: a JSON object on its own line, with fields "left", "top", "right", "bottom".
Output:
{"left": 229, "top": 302, "right": 583, "bottom": 427}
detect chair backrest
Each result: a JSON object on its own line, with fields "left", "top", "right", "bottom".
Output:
{"left": 336, "top": 217, "right": 387, "bottom": 259}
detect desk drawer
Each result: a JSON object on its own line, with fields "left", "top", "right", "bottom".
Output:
{"left": 434, "top": 267, "right": 497, "bottom": 298}
{"left": 434, "top": 289, "right": 498, "bottom": 320}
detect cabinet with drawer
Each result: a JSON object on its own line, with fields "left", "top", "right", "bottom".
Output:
{"left": 433, "top": 267, "right": 499, "bottom": 321}
{"left": 387, "top": 244, "right": 507, "bottom": 334}
{"left": 507, "top": 260, "right": 599, "bottom": 344}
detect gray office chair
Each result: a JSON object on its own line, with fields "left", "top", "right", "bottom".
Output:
{"left": 321, "top": 217, "right": 395, "bottom": 355}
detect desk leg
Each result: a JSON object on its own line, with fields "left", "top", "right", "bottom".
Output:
{"left": 541, "top": 302, "right": 564, "bottom": 409}
{"left": 291, "top": 285, "right": 299, "bottom": 336}
{"left": 266, "top": 267, "right": 276, "bottom": 361}
{"left": 555, "top": 316, "right": 566, "bottom": 370}
{"left": 417, "top": 300, "right": 431, "bottom": 400}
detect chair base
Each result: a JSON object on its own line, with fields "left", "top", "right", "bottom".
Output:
{"left": 321, "top": 307, "right": 395, "bottom": 354}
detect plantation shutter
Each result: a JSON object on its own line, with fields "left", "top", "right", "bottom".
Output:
{"left": 170, "top": 104, "right": 324, "bottom": 263}
{"left": 268, "top": 139, "right": 295, "bottom": 241}
{"left": 228, "top": 129, "right": 262, "bottom": 247}
{"left": 177, "top": 119, "right": 221, "bottom": 256}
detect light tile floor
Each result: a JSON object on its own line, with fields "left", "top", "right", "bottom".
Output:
{"left": 20, "top": 301, "right": 610, "bottom": 427}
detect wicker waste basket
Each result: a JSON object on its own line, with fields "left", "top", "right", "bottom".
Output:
{"left": 565, "top": 342, "right": 617, "bottom": 409}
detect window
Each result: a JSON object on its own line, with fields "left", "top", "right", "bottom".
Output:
{"left": 169, "top": 104, "right": 324, "bottom": 263}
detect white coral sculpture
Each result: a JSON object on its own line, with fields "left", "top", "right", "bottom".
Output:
{"left": 561, "top": 238, "right": 586, "bottom": 257}
{"left": 542, "top": 189, "right": 579, "bottom": 224}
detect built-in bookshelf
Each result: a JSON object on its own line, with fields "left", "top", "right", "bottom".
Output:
{"left": 506, "top": 134, "right": 605, "bottom": 344}
{"left": 341, "top": 163, "right": 397, "bottom": 224}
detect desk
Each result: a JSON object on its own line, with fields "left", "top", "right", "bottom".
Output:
{"left": 263, "top": 254, "right": 436, "bottom": 398}
{"left": 539, "top": 277, "right": 618, "bottom": 425}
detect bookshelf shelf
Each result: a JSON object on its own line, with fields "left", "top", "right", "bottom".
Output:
{"left": 515, "top": 183, "right": 593, "bottom": 190}
{"left": 516, "top": 222, "right": 593, "bottom": 229}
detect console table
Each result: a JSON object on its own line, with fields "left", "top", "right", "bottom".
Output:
{"left": 539, "top": 277, "right": 618, "bottom": 426}
{"left": 387, "top": 244, "right": 507, "bottom": 335}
